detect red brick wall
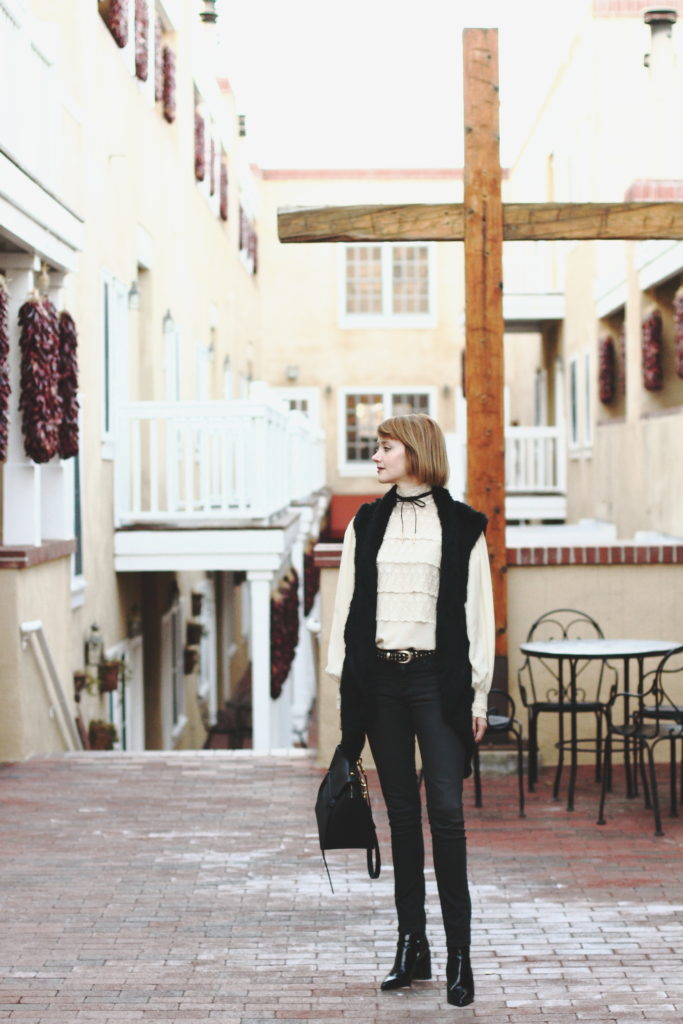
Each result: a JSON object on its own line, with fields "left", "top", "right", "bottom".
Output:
{"left": 594, "top": 0, "right": 683, "bottom": 16}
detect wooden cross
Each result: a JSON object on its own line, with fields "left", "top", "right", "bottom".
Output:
{"left": 277, "top": 28, "right": 683, "bottom": 682}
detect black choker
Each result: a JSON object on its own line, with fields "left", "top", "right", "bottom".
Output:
{"left": 396, "top": 489, "right": 432, "bottom": 508}
{"left": 395, "top": 489, "right": 432, "bottom": 533}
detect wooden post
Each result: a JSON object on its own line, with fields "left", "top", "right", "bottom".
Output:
{"left": 463, "top": 28, "right": 508, "bottom": 678}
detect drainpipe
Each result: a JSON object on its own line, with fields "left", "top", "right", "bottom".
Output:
{"left": 643, "top": 8, "right": 679, "bottom": 180}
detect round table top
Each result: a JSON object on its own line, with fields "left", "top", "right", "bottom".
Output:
{"left": 520, "top": 638, "right": 681, "bottom": 660}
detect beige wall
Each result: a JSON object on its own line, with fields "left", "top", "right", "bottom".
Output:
{"left": 0, "top": 2, "right": 262, "bottom": 759}
{"left": 259, "top": 173, "right": 466, "bottom": 493}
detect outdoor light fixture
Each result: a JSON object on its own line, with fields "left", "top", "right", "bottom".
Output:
{"left": 128, "top": 280, "right": 140, "bottom": 310}
{"left": 163, "top": 309, "right": 174, "bottom": 332}
{"left": 285, "top": 364, "right": 299, "bottom": 382}
{"left": 85, "top": 623, "right": 104, "bottom": 667}
{"left": 200, "top": 0, "right": 218, "bottom": 24}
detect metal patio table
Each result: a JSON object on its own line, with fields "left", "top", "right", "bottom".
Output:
{"left": 518, "top": 637, "right": 680, "bottom": 811}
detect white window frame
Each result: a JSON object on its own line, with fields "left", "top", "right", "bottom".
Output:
{"left": 69, "top": 399, "right": 86, "bottom": 608}
{"left": 337, "top": 386, "right": 437, "bottom": 476}
{"left": 268, "top": 386, "right": 321, "bottom": 426}
{"left": 101, "top": 271, "right": 128, "bottom": 459}
{"left": 338, "top": 243, "right": 437, "bottom": 329}
{"left": 568, "top": 354, "right": 580, "bottom": 454}
{"left": 583, "top": 347, "right": 593, "bottom": 452}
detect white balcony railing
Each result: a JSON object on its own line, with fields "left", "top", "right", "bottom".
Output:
{"left": 114, "top": 400, "right": 325, "bottom": 526}
{"left": 505, "top": 425, "right": 566, "bottom": 494}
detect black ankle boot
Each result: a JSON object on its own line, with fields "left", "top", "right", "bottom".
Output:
{"left": 446, "top": 946, "right": 474, "bottom": 1007}
{"left": 380, "top": 932, "right": 432, "bottom": 990}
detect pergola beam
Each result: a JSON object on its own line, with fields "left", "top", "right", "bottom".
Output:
{"left": 278, "top": 201, "right": 683, "bottom": 243}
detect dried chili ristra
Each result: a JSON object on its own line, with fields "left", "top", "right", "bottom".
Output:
{"left": 18, "top": 297, "right": 62, "bottom": 463}
{"left": 154, "top": 16, "right": 163, "bottom": 101}
{"left": 195, "top": 110, "right": 206, "bottom": 181}
{"left": 641, "top": 307, "right": 663, "bottom": 391}
{"left": 673, "top": 287, "right": 683, "bottom": 380}
{"left": 135, "top": 0, "right": 149, "bottom": 81}
{"left": 598, "top": 335, "right": 616, "bottom": 405}
{"left": 0, "top": 278, "right": 10, "bottom": 462}
{"left": 105, "top": 0, "right": 129, "bottom": 48}
{"left": 162, "top": 45, "right": 176, "bottom": 123}
{"left": 58, "top": 311, "right": 79, "bottom": 459}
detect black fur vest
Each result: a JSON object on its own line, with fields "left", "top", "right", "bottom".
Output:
{"left": 340, "top": 485, "right": 487, "bottom": 775}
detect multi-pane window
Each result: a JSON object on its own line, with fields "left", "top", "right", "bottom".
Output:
{"left": 340, "top": 388, "right": 434, "bottom": 470}
{"left": 341, "top": 244, "right": 434, "bottom": 325}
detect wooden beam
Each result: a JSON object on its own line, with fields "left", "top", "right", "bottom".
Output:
{"left": 278, "top": 201, "right": 683, "bottom": 242}
{"left": 463, "top": 28, "right": 508, "bottom": 669}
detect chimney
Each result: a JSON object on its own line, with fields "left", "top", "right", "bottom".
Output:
{"left": 641, "top": 7, "right": 679, "bottom": 182}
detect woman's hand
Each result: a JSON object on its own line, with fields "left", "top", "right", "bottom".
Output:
{"left": 472, "top": 716, "right": 487, "bottom": 744}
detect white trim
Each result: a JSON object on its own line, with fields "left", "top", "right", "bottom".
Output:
{"left": 568, "top": 354, "right": 580, "bottom": 454}
{"left": 101, "top": 270, "right": 128, "bottom": 458}
{"left": 503, "top": 292, "right": 565, "bottom": 322}
{"left": 337, "top": 385, "right": 437, "bottom": 475}
{"left": 637, "top": 240, "right": 683, "bottom": 291}
{"left": 338, "top": 243, "right": 437, "bottom": 329}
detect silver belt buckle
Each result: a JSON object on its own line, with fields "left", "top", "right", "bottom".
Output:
{"left": 396, "top": 649, "right": 413, "bottom": 664}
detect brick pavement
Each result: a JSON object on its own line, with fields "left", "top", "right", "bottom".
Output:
{"left": 0, "top": 751, "right": 682, "bottom": 1024}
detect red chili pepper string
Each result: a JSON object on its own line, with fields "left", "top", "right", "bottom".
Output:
{"left": 58, "top": 311, "right": 80, "bottom": 459}
{"left": 598, "top": 335, "right": 616, "bottom": 405}
{"left": 641, "top": 307, "right": 663, "bottom": 391}
{"left": 0, "top": 279, "right": 10, "bottom": 462}
{"left": 18, "top": 296, "right": 62, "bottom": 463}
{"left": 135, "top": 0, "right": 149, "bottom": 81}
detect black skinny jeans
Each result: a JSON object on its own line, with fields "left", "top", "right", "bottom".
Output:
{"left": 367, "top": 658, "right": 471, "bottom": 948}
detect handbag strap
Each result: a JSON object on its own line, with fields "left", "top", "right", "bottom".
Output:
{"left": 366, "top": 835, "right": 381, "bottom": 879}
{"left": 321, "top": 850, "right": 334, "bottom": 894}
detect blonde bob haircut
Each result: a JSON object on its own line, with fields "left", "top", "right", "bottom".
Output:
{"left": 377, "top": 413, "right": 449, "bottom": 488}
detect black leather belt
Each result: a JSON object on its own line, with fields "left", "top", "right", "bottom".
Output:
{"left": 376, "top": 648, "right": 437, "bottom": 665}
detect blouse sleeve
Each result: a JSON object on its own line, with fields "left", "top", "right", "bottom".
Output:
{"left": 325, "top": 519, "right": 357, "bottom": 679}
{"left": 465, "top": 532, "right": 495, "bottom": 719}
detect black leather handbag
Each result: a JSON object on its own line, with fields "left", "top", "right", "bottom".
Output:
{"left": 315, "top": 744, "right": 381, "bottom": 891}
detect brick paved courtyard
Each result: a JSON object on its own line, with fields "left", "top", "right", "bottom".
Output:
{"left": 1, "top": 751, "right": 682, "bottom": 1024}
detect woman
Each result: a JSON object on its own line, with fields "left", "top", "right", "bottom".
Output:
{"left": 326, "top": 413, "right": 494, "bottom": 1008}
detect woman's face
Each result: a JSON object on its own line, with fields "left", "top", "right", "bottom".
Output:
{"left": 371, "top": 436, "right": 418, "bottom": 487}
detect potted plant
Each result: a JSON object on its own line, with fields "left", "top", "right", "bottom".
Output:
{"left": 88, "top": 719, "right": 118, "bottom": 750}
{"left": 98, "top": 659, "right": 122, "bottom": 693}
{"left": 73, "top": 671, "right": 88, "bottom": 702}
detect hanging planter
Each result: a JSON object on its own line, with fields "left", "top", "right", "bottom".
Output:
{"left": 186, "top": 620, "right": 205, "bottom": 646}
{"left": 162, "top": 45, "right": 176, "bottom": 123}
{"left": 598, "top": 335, "right": 616, "bottom": 405}
{"left": 209, "top": 137, "right": 216, "bottom": 195}
{"left": 194, "top": 110, "right": 206, "bottom": 181}
{"left": 18, "top": 296, "right": 62, "bottom": 463}
{"left": 0, "top": 277, "right": 9, "bottom": 462}
{"left": 184, "top": 646, "right": 199, "bottom": 675}
{"left": 101, "top": 0, "right": 129, "bottom": 48}
{"left": 98, "top": 660, "right": 122, "bottom": 693}
{"left": 57, "top": 311, "right": 79, "bottom": 458}
{"left": 88, "top": 718, "right": 118, "bottom": 750}
{"left": 673, "top": 286, "right": 683, "bottom": 379}
{"left": 641, "top": 306, "right": 663, "bottom": 391}
{"left": 134, "top": 0, "right": 149, "bottom": 80}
